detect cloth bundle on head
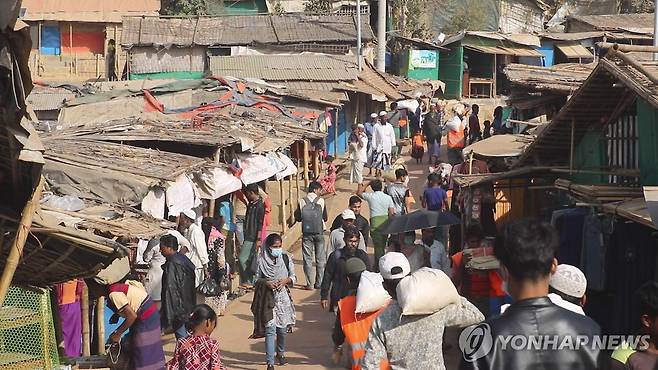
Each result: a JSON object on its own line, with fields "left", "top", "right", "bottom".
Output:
{"left": 396, "top": 267, "right": 460, "bottom": 315}
{"left": 94, "top": 257, "right": 131, "bottom": 285}
{"left": 550, "top": 264, "right": 587, "bottom": 298}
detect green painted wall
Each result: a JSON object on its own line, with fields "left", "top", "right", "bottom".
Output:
{"left": 572, "top": 127, "right": 608, "bottom": 184}
{"left": 438, "top": 44, "right": 463, "bottom": 99}
{"left": 637, "top": 100, "right": 658, "bottom": 185}
{"left": 223, "top": 0, "right": 267, "bottom": 14}
{"left": 130, "top": 71, "right": 205, "bottom": 80}
{"left": 401, "top": 49, "right": 439, "bottom": 81}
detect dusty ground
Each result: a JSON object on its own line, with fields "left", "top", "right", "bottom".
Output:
{"left": 163, "top": 147, "right": 463, "bottom": 369}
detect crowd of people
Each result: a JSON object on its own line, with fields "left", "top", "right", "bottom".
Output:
{"left": 52, "top": 98, "right": 658, "bottom": 370}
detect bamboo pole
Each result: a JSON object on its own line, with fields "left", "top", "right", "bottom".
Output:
{"left": 295, "top": 172, "right": 301, "bottom": 206}
{"left": 279, "top": 179, "right": 287, "bottom": 233}
{"left": 69, "top": 23, "right": 73, "bottom": 75}
{"left": 303, "top": 140, "right": 310, "bottom": 188}
{"left": 81, "top": 283, "right": 91, "bottom": 357}
{"left": 37, "top": 23, "right": 42, "bottom": 77}
{"left": 569, "top": 118, "right": 575, "bottom": 174}
{"left": 0, "top": 177, "right": 44, "bottom": 306}
{"left": 313, "top": 149, "right": 320, "bottom": 180}
{"left": 208, "top": 149, "right": 221, "bottom": 218}
{"left": 96, "top": 297, "right": 106, "bottom": 355}
{"left": 288, "top": 175, "right": 294, "bottom": 219}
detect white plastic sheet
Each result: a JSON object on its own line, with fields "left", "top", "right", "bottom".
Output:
{"left": 141, "top": 187, "right": 166, "bottom": 219}
{"left": 236, "top": 153, "right": 279, "bottom": 185}
{"left": 166, "top": 174, "right": 199, "bottom": 216}
{"left": 275, "top": 152, "right": 298, "bottom": 180}
{"left": 192, "top": 167, "right": 242, "bottom": 200}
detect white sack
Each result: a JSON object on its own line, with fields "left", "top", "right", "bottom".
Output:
{"left": 141, "top": 187, "right": 166, "bottom": 219}
{"left": 397, "top": 267, "right": 460, "bottom": 316}
{"left": 355, "top": 271, "right": 391, "bottom": 313}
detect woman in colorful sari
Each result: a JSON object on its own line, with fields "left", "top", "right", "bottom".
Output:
{"left": 87, "top": 278, "right": 166, "bottom": 370}
{"left": 201, "top": 217, "right": 230, "bottom": 316}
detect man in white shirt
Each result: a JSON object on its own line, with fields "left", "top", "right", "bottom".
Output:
{"left": 178, "top": 209, "right": 209, "bottom": 287}
{"left": 350, "top": 124, "right": 369, "bottom": 184}
{"left": 501, "top": 264, "right": 587, "bottom": 316}
{"left": 143, "top": 230, "right": 191, "bottom": 308}
{"left": 328, "top": 209, "right": 366, "bottom": 254}
{"left": 372, "top": 111, "right": 397, "bottom": 175}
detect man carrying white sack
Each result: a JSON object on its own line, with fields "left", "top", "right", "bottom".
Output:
{"left": 362, "top": 252, "right": 484, "bottom": 370}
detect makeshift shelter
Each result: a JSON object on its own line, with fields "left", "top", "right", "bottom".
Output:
{"left": 565, "top": 13, "right": 655, "bottom": 44}
{"left": 21, "top": 0, "right": 160, "bottom": 80}
{"left": 537, "top": 32, "right": 601, "bottom": 66}
{"left": 439, "top": 31, "right": 544, "bottom": 98}
{"left": 120, "top": 14, "right": 375, "bottom": 80}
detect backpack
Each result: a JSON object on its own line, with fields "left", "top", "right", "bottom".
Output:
{"left": 301, "top": 196, "right": 323, "bottom": 235}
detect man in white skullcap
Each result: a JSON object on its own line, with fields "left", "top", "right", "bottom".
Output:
{"left": 178, "top": 209, "right": 209, "bottom": 287}
{"left": 371, "top": 111, "right": 396, "bottom": 176}
{"left": 366, "top": 113, "right": 379, "bottom": 176}
{"left": 501, "top": 264, "right": 587, "bottom": 316}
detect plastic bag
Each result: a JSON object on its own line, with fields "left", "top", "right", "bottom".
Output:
{"left": 196, "top": 278, "right": 221, "bottom": 297}
{"left": 397, "top": 267, "right": 460, "bottom": 316}
{"left": 355, "top": 271, "right": 391, "bottom": 313}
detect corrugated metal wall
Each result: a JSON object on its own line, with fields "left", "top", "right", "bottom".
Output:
{"left": 637, "top": 100, "right": 658, "bottom": 186}
{"left": 438, "top": 45, "right": 463, "bottom": 99}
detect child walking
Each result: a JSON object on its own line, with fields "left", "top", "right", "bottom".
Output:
{"left": 167, "top": 304, "right": 226, "bottom": 370}
{"left": 319, "top": 156, "right": 337, "bottom": 195}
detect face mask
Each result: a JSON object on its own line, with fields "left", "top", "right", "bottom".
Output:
{"left": 270, "top": 248, "right": 283, "bottom": 258}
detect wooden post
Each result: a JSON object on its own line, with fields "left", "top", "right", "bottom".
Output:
{"left": 208, "top": 149, "right": 220, "bottom": 218}
{"left": 95, "top": 54, "right": 99, "bottom": 77}
{"left": 334, "top": 109, "right": 339, "bottom": 158}
{"left": 81, "top": 283, "right": 91, "bottom": 357}
{"left": 492, "top": 54, "right": 497, "bottom": 97}
{"left": 96, "top": 297, "right": 106, "bottom": 354}
{"left": 0, "top": 177, "right": 44, "bottom": 306}
{"left": 288, "top": 174, "right": 294, "bottom": 219}
{"left": 313, "top": 149, "right": 321, "bottom": 180}
{"left": 69, "top": 23, "right": 73, "bottom": 75}
{"left": 75, "top": 53, "right": 78, "bottom": 75}
{"left": 279, "top": 179, "right": 287, "bottom": 233}
{"left": 37, "top": 22, "right": 42, "bottom": 77}
{"left": 569, "top": 118, "right": 575, "bottom": 174}
{"left": 295, "top": 172, "right": 301, "bottom": 204}
{"left": 303, "top": 140, "right": 310, "bottom": 188}
{"left": 114, "top": 25, "right": 119, "bottom": 74}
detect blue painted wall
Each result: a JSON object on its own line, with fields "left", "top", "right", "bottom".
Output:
{"left": 539, "top": 41, "right": 555, "bottom": 67}
{"left": 327, "top": 108, "right": 348, "bottom": 156}
{"left": 40, "top": 25, "right": 61, "bottom": 55}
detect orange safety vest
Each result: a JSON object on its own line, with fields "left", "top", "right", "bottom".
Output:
{"left": 338, "top": 296, "right": 390, "bottom": 370}
{"left": 447, "top": 128, "right": 465, "bottom": 149}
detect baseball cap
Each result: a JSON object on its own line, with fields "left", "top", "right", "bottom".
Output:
{"left": 370, "top": 112, "right": 378, "bottom": 118}
{"left": 379, "top": 252, "right": 411, "bottom": 280}
{"left": 379, "top": 111, "right": 387, "bottom": 116}
{"left": 345, "top": 257, "right": 367, "bottom": 275}
{"left": 550, "top": 264, "right": 587, "bottom": 298}
{"left": 181, "top": 209, "right": 196, "bottom": 221}
{"left": 341, "top": 209, "right": 356, "bottom": 220}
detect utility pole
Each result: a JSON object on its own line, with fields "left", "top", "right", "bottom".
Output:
{"left": 356, "top": 0, "right": 362, "bottom": 71}
{"left": 376, "top": 0, "right": 386, "bottom": 72}
{"left": 654, "top": 0, "right": 658, "bottom": 60}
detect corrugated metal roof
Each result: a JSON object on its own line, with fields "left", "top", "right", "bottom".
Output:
{"left": 122, "top": 14, "right": 372, "bottom": 47}
{"left": 26, "top": 88, "right": 75, "bottom": 111}
{"left": 129, "top": 46, "right": 206, "bottom": 74}
{"left": 555, "top": 43, "right": 593, "bottom": 59}
{"left": 568, "top": 13, "right": 655, "bottom": 33}
{"left": 463, "top": 43, "right": 543, "bottom": 57}
{"left": 21, "top": 0, "right": 159, "bottom": 23}
{"left": 209, "top": 54, "right": 359, "bottom": 81}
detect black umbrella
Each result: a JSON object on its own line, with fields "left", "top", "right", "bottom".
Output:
{"left": 381, "top": 209, "right": 460, "bottom": 235}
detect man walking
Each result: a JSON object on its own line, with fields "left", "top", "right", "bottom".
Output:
{"left": 321, "top": 226, "right": 370, "bottom": 313}
{"left": 460, "top": 219, "right": 602, "bottom": 369}
{"left": 178, "top": 209, "right": 209, "bottom": 288}
{"left": 329, "top": 210, "right": 367, "bottom": 253}
{"left": 357, "top": 180, "right": 395, "bottom": 269}
{"left": 468, "top": 104, "right": 482, "bottom": 144}
{"left": 350, "top": 124, "right": 368, "bottom": 184}
{"left": 445, "top": 104, "right": 466, "bottom": 165}
{"left": 159, "top": 234, "right": 196, "bottom": 340}
{"left": 330, "top": 195, "right": 370, "bottom": 246}
{"left": 362, "top": 252, "right": 483, "bottom": 370}
{"left": 385, "top": 168, "right": 412, "bottom": 216}
{"left": 372, "top": 111, "right": 396, "bottom": 176}
{"left": 294, "top": 181, "right": 328, "bottom": 290}
{"left": 423, "top": 102, "right": 443, "bottom": 162}
{"left": 240, "top": 184, "right": 265, "bottom": 288}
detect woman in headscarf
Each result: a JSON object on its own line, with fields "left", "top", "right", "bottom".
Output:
{"left": 256, "top": 233, "right": 296, "bottom": 370}
{"left": 201, "top": 217, "right": 229, "bottom": 316}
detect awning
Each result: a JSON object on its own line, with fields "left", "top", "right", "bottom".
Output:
{"left": 462, "top": 134, "right": 535, "bottom": 158}
{"left": 556, "top": 43, "right": 593, "bottom": 59}
{"left": 601, "top": 197, "right": 657, "bottom": 230}
{"left": 463, "top": 43, "right": 543, "bottom": 57}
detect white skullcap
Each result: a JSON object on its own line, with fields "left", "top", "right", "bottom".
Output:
{"left": 371, "top": 113, "right": 378, "bottom": 118}
{"left": 341, "top": 209, "right": 356, "bottom": 220}
{"left": 379, "top": 111, "right": 388, "bottom": 116}
{"left": 180, "top": 209, "right": 196, "bottom": 221}
{"left": 550, "top": 264, "right": 587, "bottom": 298}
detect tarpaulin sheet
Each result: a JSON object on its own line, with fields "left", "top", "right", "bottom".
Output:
{"left": 462, "top": 134, "right": 534, "bottom": 157}
{"left": 58, "top": 96, "right": 172, "bottom": 127}
{"left": 274, "top": 152, "right": 298, "bottom": 180}
{"left": 236, "top": 153, "right": 280, "bottom": 185}
{"left": 165, "top": 174, "right": 199, "bottom": 216}
{"left": 61, "top": 31, "right": 105, "bottom": 54}
{"left": 43, "top": 160, "right": 152, "bottom": 206}
{"left": 191, "top": 166, "right": 243, "bottom": 200}
{"left": 141, "top": 187, "right": 166, "bottom": 219}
